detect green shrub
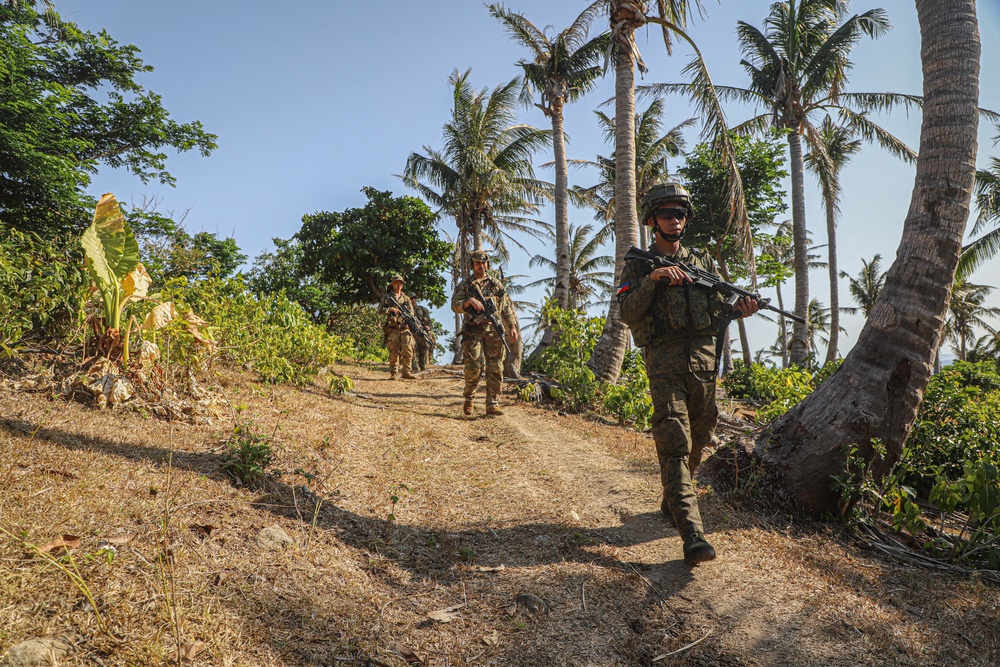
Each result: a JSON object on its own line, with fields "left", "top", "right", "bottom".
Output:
{"left": 221, "top": 418, "right": 274, "bottom": 487}
{"left": 327, "top": 303, "right": 387, "bottom": 361}
{"left": 0, "top": 227, "right": 89, "bottom": 355}
{"left": 533, "top": 303, "right": 604, "bottom": 412}
{"left": 150, "top": 275, "right": 350, "bottom": 385}
{"left": 722, "top": 360, "right": 843, "bottom": 424}
{"left": 602, "top": 349, "right": 652, "bottom": 430}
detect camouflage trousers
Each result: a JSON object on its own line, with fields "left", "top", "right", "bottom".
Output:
{"left": 462, "top": 329, "right": 505, "bottom": 406}
{"left": 649, "top": 370, "right": 719, "bottom": 539}
{"left": 412, "top": 334, "right": 434, "bottom": 371}
{"left": 386, "top": 328, "right": 413, "bottom": 376}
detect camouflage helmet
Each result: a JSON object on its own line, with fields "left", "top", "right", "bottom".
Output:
{"left": 470, "top": 250, "right": 490, "bottom": 262}
{"left": 640, "top": 183, "right": 693, "bottom": 222}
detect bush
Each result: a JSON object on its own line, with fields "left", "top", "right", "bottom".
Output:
{"left": 602, "top": 349, "right": 652, "bottom": 430}
{"left": 0, "top": 227, "right": 89, "bottom": 355}
{"left": 722, "top": 360, "right": 843, "bottom": 424}
{"left": 149, "top": 276, "right": 350, "bottom": 385}
{"left": 533, "top": 303, "right": 604, "bottom": 412}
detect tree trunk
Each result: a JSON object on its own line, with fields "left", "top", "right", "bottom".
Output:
{"left": 504, "top": 316, "right": 523, "bottom": 379}
{"left": 824, "top": 192, "right": 841, "bottom": 365}
{"left": 787, "top": 132, "right": 811, "bottom": 365}
{"left": 717, "top": 256, "right": 751, "bottom": 367}
{"left": 552, "top": 101, "right": 571, "bottom": 310}
{"left": 744, "top": 0, "right": 980, "bottom": 515}
{"left": 587, "top": 17, "right": 640, "bottom": 384}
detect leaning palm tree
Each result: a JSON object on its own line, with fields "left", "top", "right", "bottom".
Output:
{"left": 489, "top": 1, "right": 609, "bottom": 310}
{"left": 840, "top": 254, "right": 886, "bottom": 319}
{"left": 942, "top": 278, "right": 1000, "bottom": 362}
{"left": 740, "top": 0, "right": 982, "bottom": 514}
{"left": 805, "top": 115, "right": 861, "bottom": 364}
{"left": 526, "top": 223, "right": 615, "bottom": 311}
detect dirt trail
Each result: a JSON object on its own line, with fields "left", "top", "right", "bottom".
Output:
{"left": 1, "top": 361, "right": 997, "bottom": 667}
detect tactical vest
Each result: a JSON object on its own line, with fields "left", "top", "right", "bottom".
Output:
{"left": 627, "top": 248, "right": 724, "bottom": 349}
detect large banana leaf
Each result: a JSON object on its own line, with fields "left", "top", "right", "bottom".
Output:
{"left": 80, "top": 193, "right": 140, "bottom": 329}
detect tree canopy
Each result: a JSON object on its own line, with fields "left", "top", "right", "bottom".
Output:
{"left": 0, "top": 1, "right": 217, "bottom": 234}
{"left": 296, "top": 188, "right": 451, "bottom": 307}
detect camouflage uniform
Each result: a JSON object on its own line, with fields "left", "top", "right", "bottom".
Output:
{"left": 379, "top": 290, "right": 415, "bottom": 378}
{"left": 617, "top": 243, "right": 727, "bottom": 542}
{"left": 451, "top": 272, "right": 516, "bottom": 411}
{"left": 411, "top": 302, "right": 434, "bottom": 371}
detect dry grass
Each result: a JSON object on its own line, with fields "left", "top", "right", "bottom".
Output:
{"left": 1, "top": 360, "right": 998, "bottom": 666}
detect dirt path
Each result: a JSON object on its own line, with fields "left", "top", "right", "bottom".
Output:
{"left": 1, "top": 361, "right": 998, "bottom": 666}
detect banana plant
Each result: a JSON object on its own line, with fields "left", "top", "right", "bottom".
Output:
{"left": 80, "top": 193, "right": 151, "bottom": 363}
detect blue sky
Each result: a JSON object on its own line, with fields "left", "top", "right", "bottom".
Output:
{"left": 56, "top": 1, "right": 1000, "bottom": 361}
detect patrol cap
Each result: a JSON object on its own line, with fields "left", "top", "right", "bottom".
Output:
{"left": 389, "top": 274, "right": 405, "bottom": 283}
{"left": 470, "top": 250, "right": 490, "bottom": 262}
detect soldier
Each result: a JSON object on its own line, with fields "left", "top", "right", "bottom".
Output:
{"left": 617, "top": 183, "right": 759, "bottom": 566}
{"left": 451, "top": 250, "right": 519, "bottom": 416}
{"left": 410, "top": 297, "right": 435, "bottom": 372}
{"left": 379, "top": 274, "right": 416, "bottom": 380}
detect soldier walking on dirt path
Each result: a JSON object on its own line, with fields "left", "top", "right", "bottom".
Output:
{"left": 617, "top": 184, "right": 759, "bottom": 566}
{"left": 379, "top": 274, "right": 416, "bottom": 380}
{"left": 410, "top": 297, "right": 435, "bottom": 372}
{"left": 451, "top": 250, "right": 519, "bottom": 417}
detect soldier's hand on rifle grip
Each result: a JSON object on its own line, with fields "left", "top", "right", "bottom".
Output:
{"left": 388, "top": 307, "right": 400, "bottom": 315}
{"left": 650, "top": 266, "right": 691, "bottom": 285}
{"left": 732, "top": 296, "right": 760, "bottom": 319}
{"left": 463, "top": 297, "right": 485, "bottom": 312}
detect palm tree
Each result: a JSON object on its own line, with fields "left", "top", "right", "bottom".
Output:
{"left": 526, "top": 223, "right": 615, "bottom": 311}
{"left": 489, "top": 2, "right": 609, "bottom": 310}
{"left": 957, "top": 127, "right": 1000, "bottom": 279}
{"left": 840, "top": 254, "right": 886, "bottom": 318}
{"left": 805, "top": 116, "right": 861, "bottom": 364}
{"left": 748, "top": 0, "right": 981, "bottom": 514}
{"left": 942, "top": 278, "right": 1000, "bottom": 362}
{"left": 572, "top": 99, "right": 693, "bottom": 246}
{"left": 403, "top": 69, "right": 551, "bottom": 275}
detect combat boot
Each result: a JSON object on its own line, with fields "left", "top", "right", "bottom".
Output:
{"left": 486, "top": 405, "right": 504, "bottom": 416}
{"left": 463, "top": 399, "right": 474, "bottom": 416}
{"left": 682, "top": 532, "right": 716, "bottom": 566}
{"left": 401, "top": 371, "right": 416, "bottom": 380}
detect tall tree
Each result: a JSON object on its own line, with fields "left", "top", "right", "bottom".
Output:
{"left": 805, "top": 116, "right": 862, "bottom": 364}
{"left": 0, "top": 1, "right": 217, "bottom": 234}
{"left": 735, "top": 0, "right": 981, "bottom": 514}
{"left": 489, "top": 1, "right": 608, "bottom": 310}
{"left": 840, "top": 254, "right": 887, "bottom": 318}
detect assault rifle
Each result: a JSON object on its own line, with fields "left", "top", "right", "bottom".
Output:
{"left": 623, "top": 246, "right": 806, "bottom": 324}
{"left": 468, "top": 281, "right": 511, "bottom": 356}
{"left": 385, "top": 293, "right": 435, "bottom": 348}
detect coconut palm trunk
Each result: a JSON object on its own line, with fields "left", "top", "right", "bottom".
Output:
{"left": 587, "top": 2, "right": 642, "bottom": 383}
{"left": 744, "top": 0, "right": 980, "bottom": 514}
{"left": 787, "top": 131, "right": 811, "bottom": 364}
{"left": 552, "top": 100, "right": 571, "bottom": 309}
{"left": 824, "top": 194, "right": 841, "bottom": 364}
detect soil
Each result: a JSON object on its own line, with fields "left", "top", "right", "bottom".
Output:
{"left": 1, "top": 360, "right": 998, "bottom": 666}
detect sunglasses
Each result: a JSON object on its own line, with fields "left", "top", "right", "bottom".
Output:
{"left": 654, "top": 208, "right": 687, "bottom": 221}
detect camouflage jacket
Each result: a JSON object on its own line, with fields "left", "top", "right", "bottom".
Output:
{"left": 379, "top": 291, "right": 414, "bottom": 329}
{"left": 617, "top": 244, "right": 727, "bottom": 375}
{"left": 450, "top": 273, "right": 516, "bottom": 335}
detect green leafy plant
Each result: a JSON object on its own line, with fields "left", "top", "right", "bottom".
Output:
{"left": 220, "top": 418, "right": 275, "bottom": 487}
{"left": 80, "top": 193, "right": 152, "bottom": 363}
{"left": 328, "top": 374, "right": 354, "bottom": 395}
